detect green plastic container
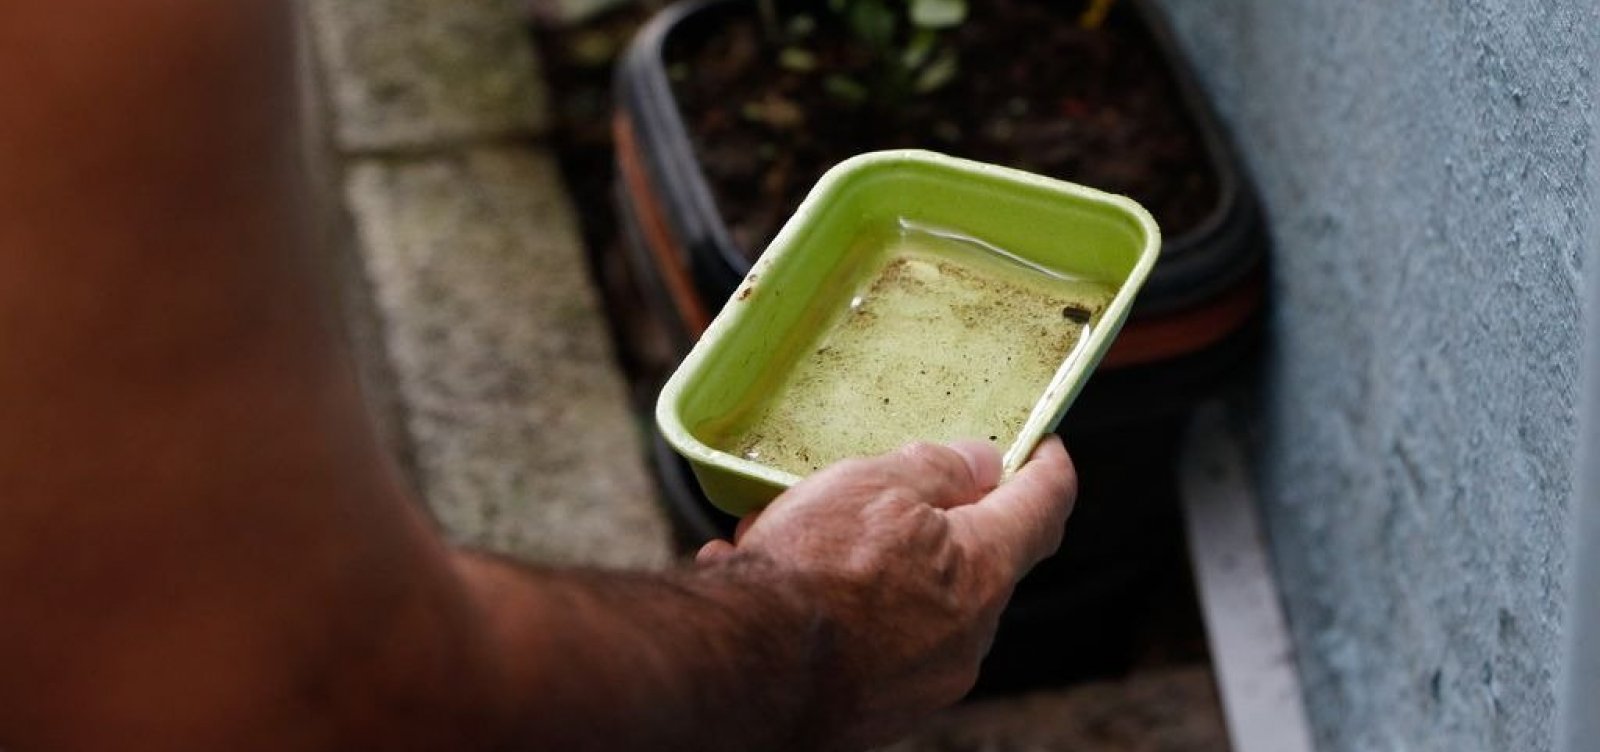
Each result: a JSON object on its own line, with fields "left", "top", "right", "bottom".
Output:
{"left": 656, "top": 150, "right": 1161, "bottom": 515}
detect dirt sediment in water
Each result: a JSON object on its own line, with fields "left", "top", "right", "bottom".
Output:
{"left": 709, "top": 227, "right": 1113, "bottom": 476}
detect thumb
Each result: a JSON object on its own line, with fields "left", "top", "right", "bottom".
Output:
{"left": 948, "top": 435, "right": 1077, "bottom": 577}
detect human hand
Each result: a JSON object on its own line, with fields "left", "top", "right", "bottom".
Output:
{"left": 696, "top": 436, "right": 1077, "bottom": 751}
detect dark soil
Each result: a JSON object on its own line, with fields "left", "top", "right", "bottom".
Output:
{"left": 669, "top": 0, "right": 1220, "bottom": 258}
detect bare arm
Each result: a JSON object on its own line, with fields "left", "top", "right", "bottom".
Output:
{"left": 0, "top": 1, "right": 506, "bottom": 747}
{"left": 0, "top": 2, "right": 1077, "bottom": 751}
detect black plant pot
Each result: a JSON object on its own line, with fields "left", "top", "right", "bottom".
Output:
{"left": 611, "top": 0, "right": 1265, "bottom": 690}
{"left": 614, "top": 0, "right": 1268, "bottom": 339}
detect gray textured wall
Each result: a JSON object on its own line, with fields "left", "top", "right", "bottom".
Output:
{"left": 1150, "top": 1, "right": 1600, "bottom": 749}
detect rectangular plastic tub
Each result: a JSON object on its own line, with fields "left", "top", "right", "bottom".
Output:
{"left": 656, "top": 150, "right": 1161, "bottom": 515}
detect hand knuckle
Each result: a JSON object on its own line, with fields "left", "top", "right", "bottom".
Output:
{"left": 827, "top": 456, "right": 877, "bottom": 479}
{"left": 900, "top": 442, "right": 973, "bottom": 488}
{"left": 873, "top": 486, "right": 923, "bottom": 513}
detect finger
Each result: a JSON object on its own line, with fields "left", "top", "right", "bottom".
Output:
{"left": 734, "top": 511, "right": 762, "bottom": 542}
{"left": 771, "top": 439, "right": 1001, "bottom": 517}
{"left": 948, "top": 435, "right": 1077, "bottom": 576}
{"left": 696, "top": 539, "right": 736, "bottom": 564}
{"left": 882, "top": 440, "right": 1003, "bottom": 509}
{"left": 945, "top": 439, "right": 1004, "bottom": 496}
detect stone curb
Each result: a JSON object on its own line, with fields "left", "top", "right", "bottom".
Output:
{"left": 344, "top": 148, "right": 671, "bottom": 569}
{"left": 306, "top": 0, "right": 549, "bottom": 153}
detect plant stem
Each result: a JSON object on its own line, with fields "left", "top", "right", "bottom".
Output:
{"left": 757, "top": 0, "right": 780, "bottom": 40}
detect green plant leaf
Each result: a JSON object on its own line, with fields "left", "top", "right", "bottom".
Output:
{"left": 901, "top": 28, "right": 936, "bottom": 69}
{"left": 908, "top": 0, "right": 967, "bottom": 29}
{"left": 779, "top": 47, "right": 818, "bottom": 72}
{"left": 913, "top": 50, "right": 959, "bottom": 93}
{"left": 846, "top": 0, "right": 896, "bottom": 49}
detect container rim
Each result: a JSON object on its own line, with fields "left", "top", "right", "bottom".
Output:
{"left": 654, "top": 149, "right": 1162, "bottom": 493}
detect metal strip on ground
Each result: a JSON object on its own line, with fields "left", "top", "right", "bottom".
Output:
{"left": 1179, "top": 402, "right": 1316, "bottom": 752}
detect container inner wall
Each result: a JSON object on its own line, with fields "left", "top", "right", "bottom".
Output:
{"left": 849, "top": 167, "right": 1151, "bottom": 283}
{"left": 674, "top": 160, "right": 1151, "bottom": 478}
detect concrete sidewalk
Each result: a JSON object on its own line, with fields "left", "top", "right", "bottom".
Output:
{"left": 302, "top": 0, "right": 672, "bottom": 570}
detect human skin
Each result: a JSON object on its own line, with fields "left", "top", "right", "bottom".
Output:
{"left": 0, "top": 1, "right": 1078, "bottom": 750}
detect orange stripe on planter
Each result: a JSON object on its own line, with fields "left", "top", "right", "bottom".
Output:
{"left": 1102, "top": 271, "right": 1265, "bottom": 369}
{"left": 614, "top": 114, "right": 712, "bottom": 336}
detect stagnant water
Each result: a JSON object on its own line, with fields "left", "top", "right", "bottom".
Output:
{"left": 706, "top": 221, "right": 1114, "bottom": 476}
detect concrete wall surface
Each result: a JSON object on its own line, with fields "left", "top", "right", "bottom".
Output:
{"left": 1151, "top": 1, "right": 1600, "bottom": 749}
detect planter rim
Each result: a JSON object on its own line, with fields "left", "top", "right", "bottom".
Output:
{"left": 618, "top": 0, "right": 749, "bottom": 289}
{"left": 617, "top": 0, "right": 1264, "bottom": 315}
